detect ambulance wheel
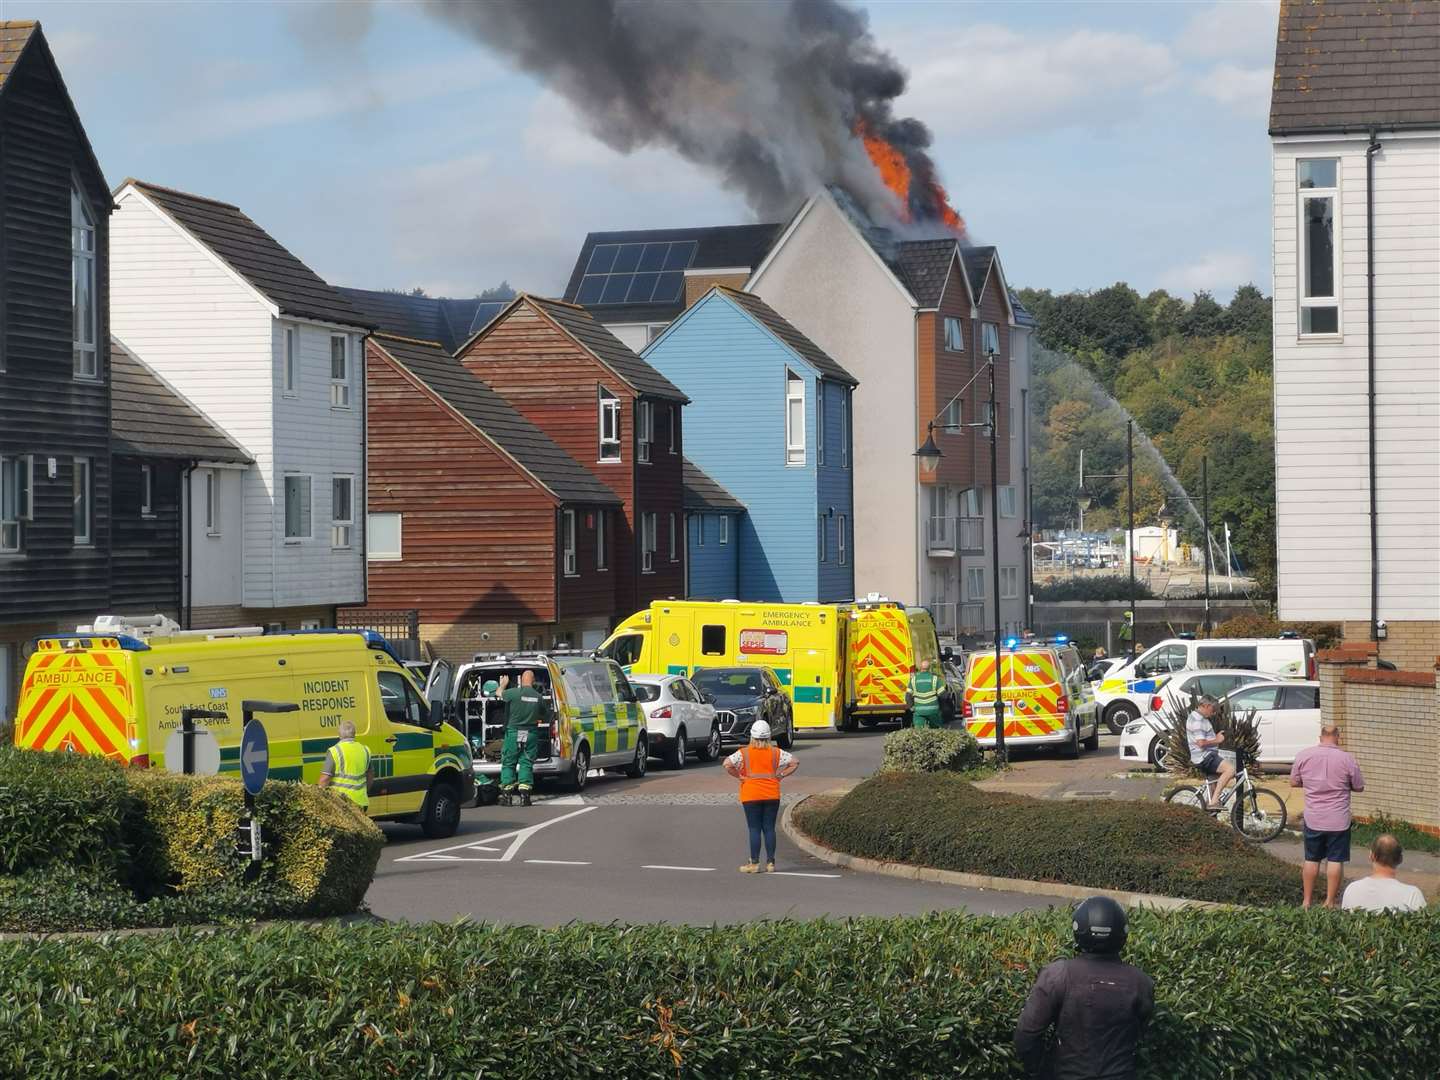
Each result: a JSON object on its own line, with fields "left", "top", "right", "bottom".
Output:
{"left": 697, "top": 724, "right": 722, "bottom": 762}
{"left": 1104, "top": 702, "right": 1138, "bottom": 736}
{"left": 624, "top": 735, "right": 648, "bottom": 778}
{"left": 1060, "top": 723, "right": 1081, "bottom": 760}
{"left": 859, "top": 717, "right": 878, "bottom": 729}
{"left": 666, "top": 727, "right": 687, "bottom": 770}
{"left": 840, "top": 706, "right": 859, "bottom": 733}
{"left": 566, "top": 745, "right": 591, "bottom": 792}
{"left": 1082, "top": 723, "right": 1100, "bottom": 752}
{"left": 420, "top": 780, "right": 463, "bottom": 839}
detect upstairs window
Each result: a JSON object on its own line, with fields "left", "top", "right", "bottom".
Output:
{"left": 0, "top": 455, "right": 33, "bottom": 554}
{"left": 140, "top": 464, "right": 154, "bottom": 518}
{"left": 284, "top": 327, "right": 298, "bottom": 396}
{"left": 719, "top": 515, "right": 729, "bottom": 545}
{"left": 204, "top": 469, "right": 220, "bottom": 536}
{"left": 966, "top": 566, "right": 986, "bottom": 601}
{"left": 368, "top": 512, "right": 402, "bottom": 560}
{"left": 817, "top": 382, "right": 826, "bottom": 465}
{"left": 330, "top": 336, "right": 351, "bottom": 408}
{"left": 818, "top": 514, "right": 827, "bottom": 562}
{"left": 331, "top": 476, "right": 353, "bottom": 548}
{"left": 641, "top": 512, "right": 657, "bottom": 572}
{"left": 959, "top": 488, "right": 982, "bottom": 518}
{"left": 72, "top": 457, "right": 92, "bottom": 546}
{"left": 981, "top": 322, "right": 1000, "bottom": 355}
{"left": 944, "top": 317, "right": 965, "bottom": 352}
{"left": 637, "top": 400, "right": 653, "bottom": 464}
{"left": 669, "top": 512, "right": 678, "bottom": 561}
{"left": 599, "top": 387, "right": 621, "bottom": 461}
{"left": 1298, "top": 159, "right": 1340, "bottom": 335}
{"left": 785, "top": 370, "right": 805, "bottom": 466}
{"left": 999, "top": 485, "right": 1017, "bottom": 518}
{"left": 72, "top": 187, "right": 98, "bottom": 380}
{"left": 838, "top": 514, "right": 848, "bottom": 565}
{"left": 668, "top": 405, "right": 678, "bottom": 454}
{"left": 284, "top": 474, "right": 312, "bottom": 540}
{"left": 941, "top": 397, "right": 962, "bottom": 432}
{"left": 563, "top": 510, "right": 578, "bottom": 576}
{"left": 596, "top": 510, "right": 609, "bottom": 570}
{"left": 840, "top": 392, "right": 850, "bottom": 468}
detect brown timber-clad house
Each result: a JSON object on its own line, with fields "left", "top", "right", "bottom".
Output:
{"left": 456, "top": 295, "right": 689, "bottom": 620}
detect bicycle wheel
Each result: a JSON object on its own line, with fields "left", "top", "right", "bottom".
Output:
{"left": 1231, "top": 786, "right": 1287, "bottom": 842}
{"left": 1165, "top": 786, "right": 1206, "bottom": 811}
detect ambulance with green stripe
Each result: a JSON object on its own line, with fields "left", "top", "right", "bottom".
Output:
{"left": 13, "top": 617, "right": 473, "bottom": 838}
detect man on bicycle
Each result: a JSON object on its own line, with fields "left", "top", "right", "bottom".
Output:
{"left": 1186, "top": 695, "right": 1234, "bottom": 810}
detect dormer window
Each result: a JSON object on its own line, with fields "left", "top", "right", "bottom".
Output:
{"left": 72, "top": 186, "right": 98, "bottom": 380}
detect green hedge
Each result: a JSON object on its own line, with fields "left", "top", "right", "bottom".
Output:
{"left": 0, "top": 747, "right": 383, "bottom": 930}
{"left": 804, "top": 773, "right": 1299, "bottom": 905}
{"left": 1, "top": 911, "right": 1436, "bottom": 1077}
{"left": 880, "top": 726, "right": 983, "bottom": 774}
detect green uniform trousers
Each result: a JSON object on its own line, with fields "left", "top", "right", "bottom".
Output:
{"left": 911, "top": 708, "right": 944, "bottom": 729}
{"left": 500, "top": 727, "right": 542, "bottom": 791}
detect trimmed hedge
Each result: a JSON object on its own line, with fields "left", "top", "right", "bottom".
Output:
{"left": 0, "top": 746, "right": 383, "bottom": 930}
{"left": 880, "top": 726, "right": 983, "bottom": 774}
{"left": 1, "top": 911, "right": 1437, "bottom": 1077}
{"left": 803, "top": 773, "right": 1299, "bottom": 905}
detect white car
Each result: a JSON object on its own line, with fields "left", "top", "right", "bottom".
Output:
{"left": 1225, "top": 679, "right": 1322, "bottom": 766}
{"left": 629, "top": 674, "right": 722, "bottom": 769}
{"left": 1118, "top": 668, "right": 1273, "bottom": 769}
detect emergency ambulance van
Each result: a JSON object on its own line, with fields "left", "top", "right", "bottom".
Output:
{"left": 961, "top": 640, "right": 1101, "bottom": 758}
{"left": 849, "top": 599, "right": 941, "bottom": 728}
{"left": 13, "top": 616, "right": 472, "bottom": 837}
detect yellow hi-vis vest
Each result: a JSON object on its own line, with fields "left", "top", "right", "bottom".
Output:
{"left": 327, "top": 739, "right": 371, "bottom": 809}
{"left": 909, "top": 671, "right": 943, "bottom": 709}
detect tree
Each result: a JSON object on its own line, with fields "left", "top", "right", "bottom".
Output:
{"left": 1143, "top": 289, "right": 1186, "bottom": 340}
{"left": 1179, "top": 291, "right": 1226, "bottom": 338}
{"left": 479, "top": 281, "right": 517, "bottom": 301}
{"left": 1225, "top": 283, "right": 1272, "bottom": 342}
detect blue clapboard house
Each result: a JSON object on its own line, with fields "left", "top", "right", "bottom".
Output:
{"left": 643, "top": 287, "right": 857, "bottom": 603}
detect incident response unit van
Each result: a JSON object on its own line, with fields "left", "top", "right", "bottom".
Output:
{"left": 13, "top": 616, "right": 473, "bottom": 837}
{"left": 961, "top": 640, "right": 1101, "bottom": 758}
{"left": 597, "top": 597, "right": 941, "bottom": 732}
{"left": 1094, "top": 636, "right": 1316, "bottom": 734}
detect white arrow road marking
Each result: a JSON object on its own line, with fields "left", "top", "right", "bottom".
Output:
{"left": 242, "top": 744, "right": 266, "bottom": 769}
{"left": 395, "top": 806, "right": 598, "bottom": 864}
{"left": 642, "top": 865, "right": 715, "bottom": 872}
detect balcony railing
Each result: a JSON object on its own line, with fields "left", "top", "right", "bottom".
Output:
{"left": 926, "top": 516, "right": 955, "bottom": 556}
{"left": 957, "top": 516, "right": 985, "bottom": 555}
{"left": 932, "top": 602, "right": 957, "bottom": 636}
{"left": 959, "top": 602, "right": 986, "bottom": 632}
{"left": 931, "top": 601, "right": 988, "bottom": 637}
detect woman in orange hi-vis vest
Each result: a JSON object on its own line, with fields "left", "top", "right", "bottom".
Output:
{"left": 723, "top": 719, "right": 798, "bottom": 873}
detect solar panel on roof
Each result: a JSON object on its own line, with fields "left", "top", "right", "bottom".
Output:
{"left": 588, "top": 244, "right": 619, "bottom": 274}
{"left": 653, "top": 271, "right": 684, "bottom": 303}
{"left": 576, "top": 276, "right": 605, "bottom": 305}
{"left": 612, "top": 245, "right": 643, "bottom": 273}
{"left": 628, "top": 272, "right": 660, "bottom": 303}
{"left": 638, "top": 243, "right": 668, "bottom": 272}
{"left": 576, "top": 239, "right": 698, "bottom": 306}
{"left": 601, "top": 275, "right": 632, "bottom": 304}
{"left": 663, "top": 241, "right": 697, "bottom": 271}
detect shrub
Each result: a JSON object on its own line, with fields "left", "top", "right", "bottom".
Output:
{"left": 1158, "top": 694, "right": 1261, "bottom": 778}
{"left": 804, "top": 773, "right": 1298, "bottom": 905}
{"left": 879, "top": 727, "right": 983, "bottom": 775}
{"left": 1033, "top": 575, "right": 1156, "bottom": 601}
{"left": 1210, "top": 611, "right": 1340, "bottom": 649}
{"left": 0, "top": 911, "right": 1435, "bottom": 1078}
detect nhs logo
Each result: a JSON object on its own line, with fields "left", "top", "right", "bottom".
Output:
{"left": 208, "top": 687, "right": 228, "bottom": 700}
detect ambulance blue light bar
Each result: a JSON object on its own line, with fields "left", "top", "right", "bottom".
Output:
{"left": 1004, "top": 636, "right": 1021, "bottom": 649}
{"left": 1053, "top": 634, "right": 1070, "bottom": 644}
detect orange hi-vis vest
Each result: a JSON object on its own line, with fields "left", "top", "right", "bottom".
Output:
{"left": 738, "top": 745, "right": 782, "bottom": 803}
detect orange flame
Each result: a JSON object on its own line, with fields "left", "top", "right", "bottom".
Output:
{"left": 857, "top": 119, "right": 964, "bottom": 235}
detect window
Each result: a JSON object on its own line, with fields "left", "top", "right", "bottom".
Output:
{"left": 1298, "top": 159, "right": 1340, "bottom": 335}
{"left": 1145, "top": 644, "right": 1189, "bottom": 674}
{"left": 140, "top": 464, "right": 154, "bottom": 518}
{"left": 368, "top": 512, "right": 402, "bottom": 560}
{"left": 601, "top": 633, "right": 644, "bottom": 668}
{"left": 1197, "top": 644, "right": 1258, "bottom": 669}
{"left": 839, "top": 392, "right": 849, "bottom": 468}
{"left": 641, "top": 511, "right": 657, "bottom": 572}
{"left": 72, "top": 187, "right": 98, "bottom": 379}
{"left": 818, "top": 515, "right": 827, "bottom": 562}
{"left": 283, "top": 474, "right": 312, "bottom": 540}
{"left": 599, "top": 387, "right": 621, "bottom": 461}
{"left": 669, "top": 512, "right": 678, "bottom": 561}
{"left": 377, "top": 670, "right": 433, "bottom": 729}
{"left": 719, "top": 515, "right": 729, "bottom": 545}
{"left": 700, "top": 624, "right": 726, "bottom": 656}
{"left": 299, "top": 618, "right": 322, "bottom": 631}
{"left": 329, "top": 336, "right": 351, "bottom": 408}
{"left": 965, "top": 566, "right": 985, "bottom": 601}
{"left": 1229, "top": 685, "right": 1281, "bottom": 712}
{"left": 562, "top": 510, "right": 578, "bottom": 576}
{"left": 838, "top": 514, "right": 847, "bottom": 565}
{"left": 331, "top": 476, "right": 354, "bottom": 548}
{"left": 999, "top": 485, "right": 1017, "bottom": 518}
{"left": 637, "top": 400, "right": 653, "bottom": 463}
{"left": 1193, "top": 674, "right": 1249, "bottom": 698}
{"left": 1283, "top": 685, "right": 1321, "bottom": 710}
{"left": 72, "top": 457, "right": 91, "bottom": 545}
{"left": 284, "top": 327, "right": 298, "bottom": 396}
{"left": 695, "top": 514, "right": 705, "bottom": 547}
{"left": 669, "top": 405, "right": 678, "bottom": 454}
{"left": 204, "top": 470, "right": 220, "bottom": 536}
{"left": 941, "top": 397, "right": 962, "bottom": 432}
{"left": 944, "top": 317, "right": 965, "bottom": 352}
{"left": 981, "top": 322, "right": 1000, "bottom": 355}
{"left": 596, "top": 510, "right": 608, "bottom": 570}
{"left": 785, "top": 370, "right": 805, "bottom": 465}
{"left": 0, "top": 455, "right": 33, "bottom": 554}
{"left": 958, "top": 488, "right": 982, "bottom": 517}
{"left": 1009, "top": 405, "right": 1015, "bottom": 440}
{"left": 1000, "top": 566, "right": 1019, "bottom": 599}
{"left": 817, "top": 382, "right": 826, "bottom": 465}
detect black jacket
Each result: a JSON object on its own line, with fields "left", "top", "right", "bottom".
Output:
{"left": 1014, "top": 954, "right": 1154, "bottom": 1080}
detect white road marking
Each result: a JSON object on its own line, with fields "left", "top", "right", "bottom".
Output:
{"left": 395, "top": 806, "right": 598, "bottom": 864}
{"left": 526, "top": 859, "right": 591, "bottom": 866}
{"left": 768, "top": 871, "right": 842, "bottom": 879}
{"left": 546, "top": 795, "right": 587, "bottom": 806}
{"left": 643, "top": 864, "right": 715, "bottom": 872}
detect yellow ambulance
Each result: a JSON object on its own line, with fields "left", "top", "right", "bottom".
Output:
{"left": 12, "top": 617, "right": 472, "bottom": 837}
{"left": 960, "top": 638, "right": 1101, "bottom": 758}
{"left": 598, "top": 597, "right": 940, "bottom": 732}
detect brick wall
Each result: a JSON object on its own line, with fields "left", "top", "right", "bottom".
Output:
{"left": 190, "top": 606, "right": 338, "bottom": 632}
{"left": 420, "top": 621, "right": 522, "bottom": 663}
{"left": 1341, "top": 619, "right": 1440, "bottom": 672}
{"left": 684, "top": 274, "right": 747, "bottom": 307}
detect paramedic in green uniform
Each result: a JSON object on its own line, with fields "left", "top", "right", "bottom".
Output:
{"left": 907, "top": 659, "right": 946, "bottom": 729}
{"left": 499, "top": 669, "right": 546, "bottom": 806}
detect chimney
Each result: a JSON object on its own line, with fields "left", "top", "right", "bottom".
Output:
{"left": 684, "top": 268, "right": 753, "bottom": 307}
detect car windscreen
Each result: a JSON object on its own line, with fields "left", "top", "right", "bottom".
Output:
{"left": 694, "top": 671, "right": 761, "bottom": 697}
{"left": 560, "top": 660, "right": 628, "bottom": 708}
{"left": 632, "top": 683, "right": 662, "bottom": 703}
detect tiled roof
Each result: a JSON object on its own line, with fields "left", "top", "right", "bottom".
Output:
{"left": 960, "top": 246, "right": 996, "bottom": 304}
{"left": 1010, "top": 291, "right": 1038, "bottom": 328}
{"left": 562, "top": 222, "right": 782, "bottom": 324}
{"left": 894, "top": 240, "right": 957, "bottom": 308}
{"left": 526, "top": 296, "right": 689, "bottom": 402}
{"left": 1270, "top": 0, "right": 1440, "bottom": 134}
{"left": 714, "top": 287, "right": 858, "bottom": 386}
{"left": 338, "top": 288, "right": 506, "bottom": 353}
{"left": 0, "top": 20, "right": 37, "bottom": 93}
{"left": 683, "top": 458, "right": 745, "bottom": 513}
{"left": 125, "top": 180, "right": 372, "bottom": 330}
{"left": 372, "top": 334, "right": 619, "bottom": 506}
{"left": 110, "top": 339, "right": 251, "bottom": 463}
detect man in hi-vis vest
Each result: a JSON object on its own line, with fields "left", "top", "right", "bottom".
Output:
{"left": 318, "top": 719, "right": 372, "bottom": 809}
{"left": 907, "top": 658, "right": 946, "bottom": 729}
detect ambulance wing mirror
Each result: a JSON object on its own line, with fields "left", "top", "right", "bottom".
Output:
{"left": 941, "top": 646, "right": 955, "bottom": 662}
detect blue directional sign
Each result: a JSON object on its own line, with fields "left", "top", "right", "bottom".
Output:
{"left": 240, "top": 720, "right": 269, "bottom": 796}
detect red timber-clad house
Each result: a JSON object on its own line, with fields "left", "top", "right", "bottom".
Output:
{"left": 456, "top": 296, "right": 689, "bottom": 619}
{"left": 360, "top": 332, "right": 622, "bottom": 658}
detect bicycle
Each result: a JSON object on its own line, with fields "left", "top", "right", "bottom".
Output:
{"left": 1164, "top": 750, "right": 1287, "bottom": 843}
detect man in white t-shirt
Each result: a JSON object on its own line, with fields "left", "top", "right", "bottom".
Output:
{"left": 1341, "top": 833, "right": 1427, "bottom": 913}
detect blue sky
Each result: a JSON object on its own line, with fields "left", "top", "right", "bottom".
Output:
{"left": 22, "top": 0, "right": 1279, "bottom": 301}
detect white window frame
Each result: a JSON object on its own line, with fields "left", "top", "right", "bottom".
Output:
{"left": 818, "top": 514, "right": 827, "bottom": 563}
{"left": 331, "top": 475, "right": 354, "bottom": 549}
{"left": 72, "top": 186, "right": 98, "bottom": 381}
{"left": 981, "top": 322, "right": 1000, "bottom": 355}
{"left": 204, "top": 469, "right": 220, "bottom": 536}
{"left": 696, "top": 514, "right": 706, "bottom": 548}
{"left": 944, "top": 316, "right": 965, "bottom": 352}
{"left": 719, "top": 515, "right": 728, "bottom": 545}
{"left": 1009, "top": 405, "right": 1015, "bottom": 440}
{"left": 817, "top": 381, "right": 826, "bottom": 466}
{"left": 838, "top": 514, "right": 847, "bottom": 566}
{"left": 140, "top": 464, "right": 154, "bottom": 518}
{"left": 667, "top": 512, "right": 678, "bottom": 561}
{"left": 72, "top": 457, "right": 92, "bottom": 546}
{"left": 959, "top": 487, "right": 982, "bottom": 517}
{"left": 941, "top": 397, "right": 962, "bottom": 432}
{"left": 284, "top": 327, "right": 298, "bottom": 397}
{"left": 596, "top": 510, "right": 609, "bottom": 571}
{"left": 329, "top": 335, "right": 351, "bottom": 409}
{"left": 1000, "top": 566, "right": 1019, "bottom": 599}
{"left": 785, "top": 369, "right": 805, "bottom": 466}
{"left": 840, "top": 392, "right": 850, "bottom": 468}
{"left": 283, "top": 473, "right": 313, "bottom": 542}
{"left": 0, "top": 454, "right": 33, "bottom": 554}
{"left": 999, "top": 485, "right": 1017, "bottom": 518}
{"left": 966, "top": 566, "right": 985, "bottom": 601}
{"left": 367, "top": 512, "right": 402, "bottom": 561}
{"left": 1297, "top": 158, "right": 1341, "bottom": 338}
{"left": 637, "top": 400, "right": 653, "bottom": 464}
{"left": 299, "top": 618, "right": 322, "bottom": 631}
{"left": 599, "top": 386, "right": 621, "bottom": 462}
{"left": 563, "top": 509, "right": 578, "bottom": 576}
{"left": 668, "top": 405, "right": 678, "bottom": 455}
{"left": 642, "top": 512, "right": 657, "bottom": 573}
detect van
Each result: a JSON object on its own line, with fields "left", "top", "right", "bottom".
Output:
{"left": 849, "top": 601, "right": 941, "bottom": 728}
{"left": 961, "top": 642, "right": 1101, "bottom": 758}
{"left": 13, "top": 617, "right": 473, "bottom": 837}
{"left": 1094, "top": 636, "right": 1315, "bottom": 733}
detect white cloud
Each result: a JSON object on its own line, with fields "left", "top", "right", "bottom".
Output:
{"left": 1178, "top": 1, "right": 1280, "bottom": 63}
{"left": 1159, "top": 250, "right": 1259, "bottom": 299}
{"left": 1196, "top": 62, "right": 1272, "bottom": 114}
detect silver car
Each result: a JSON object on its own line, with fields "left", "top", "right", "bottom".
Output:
{"left": 629, "top": 674, "right": 722, "bottom": 770}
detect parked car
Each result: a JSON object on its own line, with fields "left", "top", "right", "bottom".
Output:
{"left": 1225, "top": 679, "right": 1322, "bottom": 766}
{"left": 629, "top": 674, "right": 722, "bottom": 769}
{"left": 1118, "top": 668, "right": 1276, "bottom": 769}
{"left": 938, "top": 658, "right": 966, "bottom": 724}
{"left": 692, "top": 666, "right": 795, "bottom": 749}
{"left": 1087, "top": 656, "right": 1125, "bottom": 684}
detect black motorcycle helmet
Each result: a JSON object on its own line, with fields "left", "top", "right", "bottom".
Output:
{"left": 1072, "top": 896, "right": 1128, "bottom": 954}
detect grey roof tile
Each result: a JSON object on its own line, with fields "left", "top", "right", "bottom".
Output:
{"left": 960, "top": 246, "right": 996, "bottom": 304}
{"left": 526, "top": 297, "right": 689, "bottom": 402}
{"left": 714, "top": 288, "right": 858, "bottom": 386}
{"left": 683, "top": 458, "right": 745, "bottom": 513}
{"left": 110, "top": 338, "right": 251, "bottom": 463}
{"left": 894, "top": 240, "right": 957, "bottom": 308}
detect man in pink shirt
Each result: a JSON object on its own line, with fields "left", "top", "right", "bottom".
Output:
{"left": 1290, "top": 723, "right": 1366, "bottom": 909}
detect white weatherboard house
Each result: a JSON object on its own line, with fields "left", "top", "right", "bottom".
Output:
{"left": 1269, "top": 1, "right": 1440, "bottom": 669}
{"left": 110, "top": 180, "right": 373, "bottom": 630}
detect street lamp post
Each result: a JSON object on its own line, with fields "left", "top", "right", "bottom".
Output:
{"left": 1202, "top": 455, "right": 1211, "bottom": 635}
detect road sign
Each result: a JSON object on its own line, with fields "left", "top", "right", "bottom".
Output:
{"left": 163, "top": 727, "right": 220, "bottom": 775}
{"left": 240, "top": 720, "right": 269, "bottom": 796}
